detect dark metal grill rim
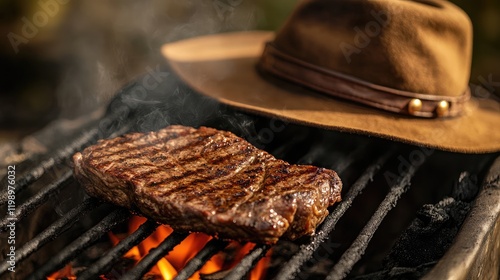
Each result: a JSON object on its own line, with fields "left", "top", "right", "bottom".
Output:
{"left": 422, "top": 156, "right": 500, "bottom": 280}
{"left": 0, "top": 103, "right": 494, "bottom": 279}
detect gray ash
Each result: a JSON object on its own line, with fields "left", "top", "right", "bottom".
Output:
{"left": 368, "top": 172, "right": 479, "bottom": 279}
{"left": 385, "top": 197, "right": 470, "bottom": 268}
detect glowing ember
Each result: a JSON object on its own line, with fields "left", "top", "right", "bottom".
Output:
{"left": 46, "top": 264, "right": 76, "bottom": 280}
{"left": 110, "top": 216, "right": 271, "bottom": 279}
{"left": 47, "top": 215, "right": 271, "bottom": 279}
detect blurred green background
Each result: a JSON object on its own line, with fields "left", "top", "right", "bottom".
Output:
{"left": 0, "top": 0, "right": 498, "bottom": 140}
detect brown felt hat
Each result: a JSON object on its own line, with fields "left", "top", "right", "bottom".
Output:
{"left": 162, "top": 0, "right": 500, "bottom": 153}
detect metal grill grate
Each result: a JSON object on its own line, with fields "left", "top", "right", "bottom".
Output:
{"left": 0, "top": 70, "right": 497, "bottom": 280}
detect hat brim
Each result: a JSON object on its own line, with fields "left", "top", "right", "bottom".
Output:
{"left": 162, "top": 31, "right": 500, "bottom": 153}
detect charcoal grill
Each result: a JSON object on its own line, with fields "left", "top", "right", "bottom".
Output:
{"left": 1, "top": 66, "right": 499, "bottom": 280}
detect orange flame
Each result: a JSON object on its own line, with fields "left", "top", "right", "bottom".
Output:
{"left": 110, "top": 216, "right": 271, "bottom": 280}
{"left": 47, "top": 264, "right": 76, "bottom": 280}
{"left": 47, "top": 215, "right": 271, "bottom": 279}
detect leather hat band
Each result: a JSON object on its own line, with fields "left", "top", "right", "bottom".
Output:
{"left": 258, "top": 43, "right": 470, "bottom": 118}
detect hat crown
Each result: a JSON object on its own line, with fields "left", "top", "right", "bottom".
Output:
{"left": 273, "top": 0, "right": 473, "bottom": 97}
{"left": 162, "top": 0, "right": 500, "bottom": 152}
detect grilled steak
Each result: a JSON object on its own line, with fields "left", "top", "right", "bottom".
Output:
{"left": 73, "top": 125, "right": 342, "bottom": 244}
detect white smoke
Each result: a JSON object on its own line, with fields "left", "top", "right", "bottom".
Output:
{"left": 54, "top": 0, "right": 258, "bottom": 120}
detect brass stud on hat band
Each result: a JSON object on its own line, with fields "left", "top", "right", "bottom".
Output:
{"left": 436, "top": 100, "right": 450, "bottom": 117}
{"left": 408, "top": 98, "right": 422, "bottom": 115}
{"left": 260, "top": 43, "right": 471, "bottom": 118}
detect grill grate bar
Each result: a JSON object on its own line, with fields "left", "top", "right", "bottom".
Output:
{"left": 78, "top": 219, "right": 159, "bottom": 280}
{"left": 296, "top": 142, "right": 338, "bottom": 166}
{"left": 270, "top": 132, "right": 311, "bottom": 159}
{"left": 274, "top": 150, "right": 394, "bottom": 280}
{"left": 297, "top": 140, "right": 374, "bottom": 178}
{"left": 0, "top": 197, "right": 99, "bottom": 276}
{"left": 121, "top": 231, "right": 189, "bottom": 280}
{"left": 331, "top": 145, "right": 371, "bottom": 174}
{"left": 0, "top": 170, "right": 73, "bottom": 230}
{"left": 27, "top": 208, "right": 130, "bottom": 280}
{"left": 0, "top": 115, "right": 133, "bottom": 206}
{"left": 223, "top": 244, "right": 271, "bottom": 280}
{"left": 325, "top": 154, "right": 428, "bottom": 280}
{"left": 174, "top": 238, "right": 229, "bottom": 280}
{"left": 0, "top": 128, "right": 99, "bottom": 205}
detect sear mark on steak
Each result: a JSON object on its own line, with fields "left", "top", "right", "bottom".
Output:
{"left": 73, "top": 125, "right": 342, "bottom": 244}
